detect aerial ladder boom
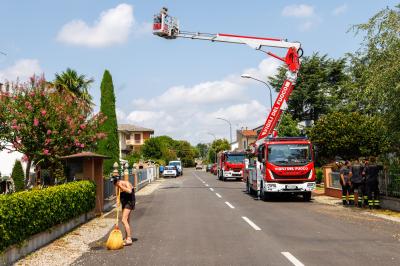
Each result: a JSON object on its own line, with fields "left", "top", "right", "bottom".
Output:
{"left": 153, "top": 8, "right": 302, "bottom": 142}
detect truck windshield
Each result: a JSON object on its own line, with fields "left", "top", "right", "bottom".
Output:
{"left": 226, "top": 154, "right": 245, "bottom": 163}
{"left": 268, "top": 144, "right": 311, "bottom": 165}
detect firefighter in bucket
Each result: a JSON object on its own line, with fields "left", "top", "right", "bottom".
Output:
{"left": 153, "top": 7, "right": 179, "bottom": 39}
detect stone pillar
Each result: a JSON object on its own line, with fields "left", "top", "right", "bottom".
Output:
{"left": 123, "top": 162, "right": 129, "bottom": 181}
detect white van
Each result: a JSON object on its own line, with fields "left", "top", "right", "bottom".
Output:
{"left": 168, "top": 160, "right": 182, "bottom": 176}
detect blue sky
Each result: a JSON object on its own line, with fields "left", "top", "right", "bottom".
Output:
{"left": 0, "top": 1, "right": 398, "bottom": 173}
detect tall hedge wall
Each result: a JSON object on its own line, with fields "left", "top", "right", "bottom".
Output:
{"left": 0, "top": 181, "right": 96, "bottom": 252}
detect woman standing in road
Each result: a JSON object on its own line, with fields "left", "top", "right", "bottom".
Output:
{"left": 111, "top": 175, "right": 136, "bottom": 246}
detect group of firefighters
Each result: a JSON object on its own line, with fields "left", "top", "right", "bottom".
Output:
{"left": 336, "top": 157, "right": 384, "bottom": 209}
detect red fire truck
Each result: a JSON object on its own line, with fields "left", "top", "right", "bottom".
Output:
{"left": 217, "top": 151, "right": 246, "bottom": 181}
{"left": 244, "top": 137, "right": 315, "bottom": 201}
{"left": 153, "top": 8, "right": 316, "bottom": 200}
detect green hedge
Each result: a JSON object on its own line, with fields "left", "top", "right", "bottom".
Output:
{"left": 0, "top": 181, "right": 96, "bottom": 252}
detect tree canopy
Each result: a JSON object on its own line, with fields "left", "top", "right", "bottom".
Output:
{"left": 97, "top": 70, "right": 119, "bottom": 174}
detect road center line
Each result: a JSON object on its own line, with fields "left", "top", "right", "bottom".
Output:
{"left": 281, "top": 252, "right": 304, "bottom": 266}
{"left": 241, "top": 216, "right": 261, "bottom": 231}
{"left": 209, "top": 188, "right": 214, "bottom": 192}
{"left": 215, "top": 193, "right": 222, "bottom": 198}
{"left": 225, "top": 201, "right": 235, "bottom": 209}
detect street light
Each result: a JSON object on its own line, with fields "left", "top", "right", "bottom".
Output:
{"left": 241, "top": 73, "right": 273, "bottom": 110}
{"left": 216, "top": 117, "right": 232, "bottom": 144}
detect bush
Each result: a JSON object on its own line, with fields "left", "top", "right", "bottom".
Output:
{"left": 316, "top": 168, "right": 324, "bottom": 184}
{"left": 0, "top": 180, "right": 95, "bottom": 252}
{"left": 11, "top": 160, "right": 25, "bottom": 192}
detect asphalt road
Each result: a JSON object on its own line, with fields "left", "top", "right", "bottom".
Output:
{"left": 74, "top": 169, "right": 400, "bottom": 266}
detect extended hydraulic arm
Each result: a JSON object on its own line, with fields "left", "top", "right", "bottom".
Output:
{"left": 153, "top": 8, "right": 302, "bottom": 141}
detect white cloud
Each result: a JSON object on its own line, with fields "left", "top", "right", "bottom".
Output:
{"left": 126, "top": 58, "right": 281, "bottom": 144}
{"left": 282, "top": 4, "right": 315, "bottom": 18}
{"left": 332, "top": 4, "right": 348, "bottom": 16}
{"left": 0, "top": 59, "right": 42, "bottom": 82}
{"left": 57, "top": 3, "right": 136, "bottom": 47}
{"left": 299, "top": 21, "right": 314, "bottom": 32}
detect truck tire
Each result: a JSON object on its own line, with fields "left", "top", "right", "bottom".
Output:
{"left": 303, "top": 192, "right": 312, "bottom": 202}
{"left": 260, "top": 182, "right": 270, "bottom": 201}
{"left": 246, "top": 180, "right": 251, "bottom": 194}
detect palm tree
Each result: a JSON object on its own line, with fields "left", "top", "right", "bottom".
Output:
{"left": 53, "top": 68, "right": 94, "bottom": 105}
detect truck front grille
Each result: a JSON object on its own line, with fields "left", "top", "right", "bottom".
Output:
{"left": 271, "top": 171, "right": 310, "bottom": 180}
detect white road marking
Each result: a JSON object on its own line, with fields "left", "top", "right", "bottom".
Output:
{"left": 225, "top": 201, "right": 235, "bottom": 209}
{"left": 241, "top": 216, "right": 261, "bottom": 231}
{"left": 215, "top": 193, "right": 222, "bottom": 198}
{"left": 205, "top": 184, "right": 209, "bottom": 187}
{"left": 281, "top": 252, "right": 304, "bottom": 266}
{"left": 209, "top": 188, "right": 214, "bottom": 192}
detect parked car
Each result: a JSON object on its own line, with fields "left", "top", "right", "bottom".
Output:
{"left": 195, "top": 164, "right": 203, "bottom": 170}
{"left": 169, "top": 160, "right": 183, "bottom": 176}
{"left": 163, "top": 165, "right": 177, "bottom": 178}
{"left": 206, "top": 164, "right": 213, "bottom": 172}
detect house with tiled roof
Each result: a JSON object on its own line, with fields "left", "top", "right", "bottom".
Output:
{"left": 118, "top": 124, "right": 154, "bottom": 158}
{"left": 235, "top": 129, "right": 258, "bottom": 151}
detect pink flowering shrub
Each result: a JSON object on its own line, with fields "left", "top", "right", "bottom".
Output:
{"left": 0, "top": 75, "right": 106, "bottom": 179}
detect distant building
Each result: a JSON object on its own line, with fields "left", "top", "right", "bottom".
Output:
{"left": 235, "top": 129, "right": 257, "bottom": 151}
{"left": 230, "top": 141, "right": 238, "bottom": 151}
{"left": 118, "top": 124, "right": 154, "bottom": 159}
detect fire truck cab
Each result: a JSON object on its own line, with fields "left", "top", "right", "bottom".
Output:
{"left": 217, "top": 151, "right": 247, "bottom": 181}
{"left": 244, "top": 137, "right": 316, "bottom": 201}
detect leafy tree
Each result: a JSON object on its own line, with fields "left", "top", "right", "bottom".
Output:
{"left": 97, "top": 70, "right": 119, "bottom": 174}
{"left": 141, "top": 138, "right": 164, "bottom": 159}
{"left": 309, "top": 111, "right": 389, "bottom": 162}
{"left": 276, "top": 113, "right": 300, "bottom": 137}
{"left": 196, "top": 143, "right": 209, "bottom": 159}
{"left": 207, "top": 148, "right": 216, "bottom": 163}
{"left": 175, "top": 140, "right": 196, "bottom": 167}
{"left": 125, "top": 151, "right": 142, "bottom": 166}
{"left": 349, "top": 4, "right": 400, "bottom": 151}
{"left": 11, "top": 160, "right": 24, "bottom": 192}
{"left": 53, "top": 68, "right": 94, "bottom": 105}
{"left": 269, "top": 53, "right": 348, "bottom": 122}
{"left": 211, "top": 139, "right": 230, "bottom": 153}
{"left": 0, "top": 76, "right": 105, "bottom": 181}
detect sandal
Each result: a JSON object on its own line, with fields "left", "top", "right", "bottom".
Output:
{"left": 123, "top": 238, "right": 133, "bottom": 246}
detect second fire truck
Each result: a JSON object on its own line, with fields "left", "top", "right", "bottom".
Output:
{"left": 217, "top": 151, "right": 246, "bottom": 181}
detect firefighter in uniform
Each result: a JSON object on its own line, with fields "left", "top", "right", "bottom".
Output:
{"left": 360, "top": 158, "right": 369, "bottom": 207}
{"left": 365, "top": 157, "right": 383, "bottom": 209}
{"left": 351, "top": 159, "right": 364, "bottom": 207}
{"left": 340, "top": 161, "right": 353, "bottom": 206}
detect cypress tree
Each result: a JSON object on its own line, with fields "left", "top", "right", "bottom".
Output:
{"left": 97, "top": 70, "right": 119, "bottom": 174}
{"left": 11, "top": 160, "right": 24, "bottom": 192}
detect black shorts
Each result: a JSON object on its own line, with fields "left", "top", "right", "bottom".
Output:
{"left": 120, "top": 191, "right": 136, "bottom": 210}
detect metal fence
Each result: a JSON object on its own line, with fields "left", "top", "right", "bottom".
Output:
{"left": 103, "top": 166, "right": 158, "bottom": 200}
{"left": 379, "top": 170, "right": 400, "bottom": 198}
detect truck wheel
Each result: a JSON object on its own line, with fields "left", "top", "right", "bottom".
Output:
{"left": 246, "top": 180, "right": 251, "bottom": 194}
{"left": 260, "top": 182, "right": 270, "bottom": 201}
{"left": 303, "top": 192, "right": 312, "bottom": 202}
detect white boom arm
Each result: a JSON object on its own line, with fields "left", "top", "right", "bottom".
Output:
{"left": 153, "top": 8, "right": 302, "bottom": 142}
